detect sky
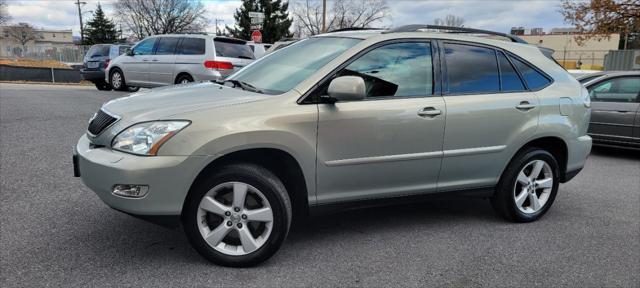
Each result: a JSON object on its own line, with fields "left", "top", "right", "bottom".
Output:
{"left": 4, "top": 0, "right": 569, "bottom": 36}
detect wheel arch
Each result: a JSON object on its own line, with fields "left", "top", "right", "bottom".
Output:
{"left": 504, "top": 136, "right": 569, "bottom": 182}
{"left": 182, "top": 147, "right": 310, "bottom": 223}
{"left": 174, "top": 72, "right": 193, "bottom": 84}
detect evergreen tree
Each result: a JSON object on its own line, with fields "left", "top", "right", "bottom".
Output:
{"left": 83, "top": 3, "right": 118, "bottom": 45}
{"left": 226, "top": 0, "right": 292, "bottom": 43}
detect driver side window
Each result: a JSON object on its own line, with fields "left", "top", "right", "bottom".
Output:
{"left": 336, "top": 42, "right": 433, "bottom": 98}
{"left": 133, "top": 38, "right": 156, "bottom": 55}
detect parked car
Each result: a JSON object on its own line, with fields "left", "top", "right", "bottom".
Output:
{"left": 74, "top": 25, "right": 591, "bottom": 267}
{"left": 575, "top": 71, "right": 608, "bottom": 84}
{"left": 81, "top": 44, "right": 131, "bottom": 90}
{"left": 583, "top": 71, "right": 640, "bottom": 149}
{"left": 246, "top": 42, "right": 271, "bottom": 58}
{"left": 264, "top": 39, "right": 298, "bottom": 55}
{"left": 105, "top": 34, "right": 255, "bottom": 90}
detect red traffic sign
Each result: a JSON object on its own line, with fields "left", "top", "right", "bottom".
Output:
{"left": 251, "top": 30, "right": 262, "bottom": 43}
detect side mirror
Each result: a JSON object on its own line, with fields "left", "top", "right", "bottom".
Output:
{"left": 126, "top": 48, "right": 134, "bottom": 56}
{"left": 326, "top": 76, "right": 366, "bottom": 102}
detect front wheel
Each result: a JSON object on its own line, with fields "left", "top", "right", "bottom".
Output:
{"left": 491, "top": 148, "right": 560, "bottom": 222}
{"left": 183, "top": 164, "right": 292, "bottom": 267}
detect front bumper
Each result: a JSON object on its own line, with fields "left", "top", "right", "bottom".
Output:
{"left": 74, "top": 134, "right": 212, "bottom": 216}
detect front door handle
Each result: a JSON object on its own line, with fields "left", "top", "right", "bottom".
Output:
{"left": 515, "top": 101, "right": 536, "bottom": 111}
{"left": 151, "top": 59, "right": 158, "bottom": 62}
{"left": 417, "top": 107, "right": 442, "bottom": 117}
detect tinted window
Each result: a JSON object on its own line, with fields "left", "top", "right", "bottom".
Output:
{"left": 445, "top": 43, "right": 499, "bottom": 94}
{"left": 497, "top": 51, "right": 525, "bottom": 91}
{"left": 578, "top": 75, "right": 600, "bottom": 84}
{"left": 589, "top": 76, "right": 640, "bottom": 103}
{"left": 87, "top": 45, "right": 110, "bottom": 58}
{"left": 155, "top": 37, "right": 179, "bottom": 55}
{"left": 214, "top": 39, "right": 254, "bottom": 59}
{"left": 133, "top": 38, "right": 156, "bottom": 55}
{"left": 337, "top": 42, "right": 433, "bottom": 98}
{"left": 178, "top": 38, "right": 205, "bottom": 55}
{"left": 509, "top": 55, "right": 551, "bottom": 90}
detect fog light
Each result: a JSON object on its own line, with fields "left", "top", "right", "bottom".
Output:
{"left": 112, "top": 184, "right": 149, "bottom": 198}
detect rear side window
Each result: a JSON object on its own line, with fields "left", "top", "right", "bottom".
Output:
{"left": 444, "top": 43, "right": 499, "bottom": 94}
{"left": 589, "top": 76, "right": 640, "bottom": 103}
{"left": 155, "top": 37, "right": 180, "bottom": 55}
{"left": 177, "top": 38, "right": 205, "bottom": 55}
{"left": 509, "top": 55, "right": 551, "bottom": 90}
{"left": 214, "top": 39, "right": 254, "bottom": 59}
{"left": 497, "top": 51, "right": 526, "bottom": 91}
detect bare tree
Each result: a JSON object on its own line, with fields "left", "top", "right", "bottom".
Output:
{"left": 434, "top": 15, "right": 465, "bottom": 27}
{"left": 114, "top": 0, "right": 208, "bottom": 40}
{"left": 293, "top": 0, "right": 390, "bottom": 36}
{"left": 5, "top": 23, "right": 37, "bottom": 57}
{"left": 0, "top": 0, "right": 11, "bottom": 25}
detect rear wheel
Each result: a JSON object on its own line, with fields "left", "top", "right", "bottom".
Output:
{"left": 109, "top": 69, "right": 128, "bottom": 91}
{"left": 183, "top": 164, "right": 292, "bottom": 267}
{"left": 176, "top": 74, "right": 194, "bottom": 84}
{"left": 491, "top": 148, "right": 559, "bottom": 222}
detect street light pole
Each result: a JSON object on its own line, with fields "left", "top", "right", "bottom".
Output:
{"left": 321, "top": 0, "right": 326, "bottom": 33}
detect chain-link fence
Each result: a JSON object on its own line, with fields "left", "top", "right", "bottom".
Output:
{"left": 0, "top": 44, "right": 91, "bottom": 64}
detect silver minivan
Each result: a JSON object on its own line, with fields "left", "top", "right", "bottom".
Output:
{"left": 105, "top": 34, "right": 255, "bottom": 90}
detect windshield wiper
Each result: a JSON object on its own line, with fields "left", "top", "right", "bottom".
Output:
{"left": 214, "top": 79, "right": 263, "bottom": 94}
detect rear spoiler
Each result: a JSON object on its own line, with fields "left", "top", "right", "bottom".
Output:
{"left": 537, "top": 47, "right": 565, "bottom": 69}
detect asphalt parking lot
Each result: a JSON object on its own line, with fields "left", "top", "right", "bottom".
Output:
{"left": 1, "top": 83, "right": 639, "bottom": 287}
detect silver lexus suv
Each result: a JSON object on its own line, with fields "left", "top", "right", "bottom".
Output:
{"left": 74, "top": 25, "right": 592, "bottom": 267}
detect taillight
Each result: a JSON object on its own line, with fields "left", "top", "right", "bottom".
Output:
{"left": 204, "top": 60, "right": 233, "bottom": 70}
{"left": 104, "top": 59, "right": 110, "bottom": 68}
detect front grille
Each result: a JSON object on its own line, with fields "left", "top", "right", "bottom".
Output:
{"left": 88, "top": 109, "right": 117, "bottom": 136}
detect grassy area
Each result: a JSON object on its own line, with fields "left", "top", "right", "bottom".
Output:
{"left": 0, "top": 59, "right": 72, "bottom": 69}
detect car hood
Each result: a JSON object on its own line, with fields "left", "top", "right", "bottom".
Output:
{"left": 102, "top": 82, "right": 269, "bottom": 120}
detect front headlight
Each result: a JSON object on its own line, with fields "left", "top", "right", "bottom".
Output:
{"left": 112, "top": 121, "right": 190, "bottom": 155}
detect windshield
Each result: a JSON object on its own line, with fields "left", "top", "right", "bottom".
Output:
{"left": 228, "top": 37, "right": 362, "bottom": 94}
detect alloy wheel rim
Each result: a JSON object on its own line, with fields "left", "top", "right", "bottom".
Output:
{"left": 513, "top": 160, "right": 553, "bottom": 214}
{"left": 112, "top": 72, "right": 122, "bottom": 88}
{"left": 197, "top": 182, "right": 274, "bottom": 256}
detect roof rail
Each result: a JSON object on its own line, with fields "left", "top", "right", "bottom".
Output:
{"left": 383, "top": 24, "right": 527, "bottom": 44}
{"left": 328, "top": 27, "right": 385, "bottom": 33}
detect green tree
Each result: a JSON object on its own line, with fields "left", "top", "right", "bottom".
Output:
{"left": 83, "top": 3, "right": 118, "bottom": 45}
{"left": 226, "top": 0, "right": 292, "bottom": 43}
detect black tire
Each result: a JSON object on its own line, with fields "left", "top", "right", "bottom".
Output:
{"left": 94, "top": 81, "right": 112, "bottom": 91}
{"left": 183, "top": 163, "right": 292, "bottom": 267}
{"left": 175, "top": 74, "right": 194, "bottom": 84}
{"left": 109, "top": 68, "right": 129, "bottom": 91}
{"left": 491, "top": 147, "right": 560, "bottom": 222}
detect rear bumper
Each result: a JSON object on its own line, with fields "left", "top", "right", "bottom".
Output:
{"left": 562, "top": 135, "right": 592, "bottom": 183}
{"left": 74, "top": 134, "right": 213, "bottom": 216}
{"left": 80, "top": 69, "right": 105, "bottom": 81}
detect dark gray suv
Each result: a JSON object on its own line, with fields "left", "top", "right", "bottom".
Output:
{"left": 80, "top": 44, "right": 131, "bottom": 91}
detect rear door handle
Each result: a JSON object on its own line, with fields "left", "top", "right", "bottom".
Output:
{"left": 151, "top": 59, "right": 158, "bottom": 62}
{"left": 515, "top": 101, "right": 536, "bottom": 111}
{"left": 417, "top": 107, "right": 442, "bottom": 117}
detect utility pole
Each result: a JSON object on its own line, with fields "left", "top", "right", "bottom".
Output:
{"left": 75, "top": 0, "right": 86, "bottom": 44}
{"left": 321, "top": 0, "right": 326, "bottom": 33}
{"left": 215, "top": 19, "right": 224, "bottom": 35}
